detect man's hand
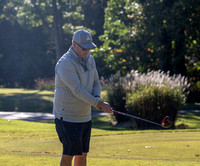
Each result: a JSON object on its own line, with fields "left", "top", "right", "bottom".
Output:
{"left": 97, "top": 101, "right": 113, "bottom": 113}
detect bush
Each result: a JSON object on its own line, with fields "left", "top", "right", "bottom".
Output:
{"left": 108, "top": 85, "right": 128, "bottom": 123}
{"left": 101, "top": 74, "right": 128, "bottom": 123}
{"left": 102, "top": 70, "right": 189, "bottom": 129}
{"left": 126, "top": 86, "right": 185, "bottom": 128}
{"left": 34, "top": 78, "right": 55, "bottom": 91}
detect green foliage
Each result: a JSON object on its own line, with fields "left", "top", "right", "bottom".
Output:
{"left": 126, "top": 85, "right": 185, "bottom": 128}
{"left": 108, "top": 85, "right": 127, "bottom": 123}
{"left": 187, "top": 63, "right": 200, "bottom": 102}
{"left": 0, "top": 0, "right": 106, "bottom": 88}
{"left": 81, "top": 0, "right": 107, "bottom": 46}
{"left": 98, "top": 0, "right": 200, "bottom": 75}
{"left": 0, "top": 21, "right": 54, "bottom": 88}
{"left": 0, "top": 0, "right": 200, "bottom": 103}
{"left": 103, "top": 70, "right": 189, "bottom": 128}
{"left": 93, "top": 0, "right": 200, "bottom": 102}
{"left": 94, "top": 0, "right": 144, "bottom": 77}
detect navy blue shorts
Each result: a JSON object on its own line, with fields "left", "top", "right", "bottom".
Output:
{"left": 55, "top": 118, "right": 92, "bottom": 156}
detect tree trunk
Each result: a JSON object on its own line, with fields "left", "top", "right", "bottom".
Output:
{"left": 52, "top": 0, "right": 65, "bottom": 61}
{"left": 31, "top": 0, "right": 65, "bottom": 61}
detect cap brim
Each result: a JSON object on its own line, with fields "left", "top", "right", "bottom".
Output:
{"left": 79, "top": 42, "right": 97, "bottom": 49}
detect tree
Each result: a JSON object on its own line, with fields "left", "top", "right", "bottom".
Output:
{"left": 139, "top": 0, "right": 200, "bottom": 101}
{"left": 0, "top": 0, "right": 57, "bottom": 87}
{"left": 139, "top": 0, "right": 188, "bottom": 75}
{"left": 97, "top": 0, "right": 200, "bottom": 75}
{"left": 81, "top": 0, "right": 108, "bottom": 47}
{"left": 0, "top": 0, "right": 87, "bottom": 61}
{"left": 93, "top": 0, "right": 146, "bottom": 77}
{"left": 95, "top": 0, "right": 200, "bottom": 102}
{"left": 0, "top": 0, "right": 107, "bottom": 88}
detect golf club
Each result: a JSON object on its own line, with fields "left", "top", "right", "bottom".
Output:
{"left": 112, "top": 110, "right": 173, "bottom": 128}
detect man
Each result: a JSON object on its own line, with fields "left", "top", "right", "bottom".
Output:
{"left": 53, "top": 30, "right": 113, "bottom": 166}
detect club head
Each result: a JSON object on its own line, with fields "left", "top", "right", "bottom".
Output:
{"left": 161, "top": 116, "right": 173, "bottom": 128}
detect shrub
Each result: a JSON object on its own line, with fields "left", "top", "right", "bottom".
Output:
{"left": 102, "top": 70, "right": 189, "bottom": 128}
{"left": 35, "top": 78, "right": 55, "bottom": 91}
{"left": 101, "top": 74, "right": 128, "bottom": 123}
{"left": 126, "top": 85, "right": 185, "bottom": 128}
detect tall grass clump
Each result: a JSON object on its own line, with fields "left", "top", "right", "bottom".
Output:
{"left": 102, "top": 70, "right": 189, "bottom": 129}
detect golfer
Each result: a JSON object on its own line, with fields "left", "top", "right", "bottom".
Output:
{"left": 53, "top": 29, "right": 113, "bottom": 166}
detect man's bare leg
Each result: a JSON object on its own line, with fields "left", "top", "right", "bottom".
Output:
{"left": 74, "top": 153, "right": 87, "bottom": 166}
{"left": 60, "top": 155, "right": 73, "bottom": 166}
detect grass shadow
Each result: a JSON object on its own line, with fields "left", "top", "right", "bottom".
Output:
{"left": 176, "top": 111, "right": 200, "bottom": 128}
{"left": 92, "top": 115, "right": 131, "bottom": 131}
{"left": 0, "top": 93, "right": 53, "bottom": 113}
{"left": 183, "top": 103, "right": 200, "bottom": 110}
{"left": 177, "top": 111, "right": 200, "bottom": 121}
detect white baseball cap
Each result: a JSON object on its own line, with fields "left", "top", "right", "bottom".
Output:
{"left": 72, "top": 30, "right": 97, "bottom": 49}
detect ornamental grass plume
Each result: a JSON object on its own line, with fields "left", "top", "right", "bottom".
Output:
{"left": 101, "top": 70, "right": 190, "bottom": 99}
{"left": 101, "top": 70, "right": 190, "bottom": 128}
{"left": 120, "top": 70, "right": 189, "bottom": 93}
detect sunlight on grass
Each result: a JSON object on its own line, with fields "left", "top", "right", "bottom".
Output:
{"left": 0, "top": 88, "right": 108, "bottom": 112}
{"left": 176, "top": 112, "right": 200, "bottom": 128}
{"left": 0, "top": 88, "right": 54, "bottom": 94}
{"left": 87, "top": 158, "right": 200, "bottom": 166}
{"left": 0, "top": 118, "right": 200, "bottom": 166}
{"left": 0, "top": 88, "right": 200, "bottom": 165}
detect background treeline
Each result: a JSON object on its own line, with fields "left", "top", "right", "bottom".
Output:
{"left": 0, "top": 0, "right": 106, "bottom": 88}
{"left": 0, "top": 0, "right": 199, "bottom": 103}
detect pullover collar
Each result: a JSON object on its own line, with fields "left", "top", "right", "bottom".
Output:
{"left": 69, "top": 46, "right": 90, "bottom": 71}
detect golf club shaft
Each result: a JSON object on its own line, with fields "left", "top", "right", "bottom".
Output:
{"left": 113, "top": 110, "right": 161, "bottom": 127}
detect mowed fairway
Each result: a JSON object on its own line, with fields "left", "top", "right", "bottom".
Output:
{"left": 0, "top": 118, "right": 200, "bottom": 166}
{"left": 89, "top": 132, "right": 200, "bottom": 166}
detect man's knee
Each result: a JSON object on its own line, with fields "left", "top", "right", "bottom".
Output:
{"left": 76, "top": 153, "right": 87, "bottom": 158}
{"left": 74, "top": 153, "right": 87, "bottom": 166}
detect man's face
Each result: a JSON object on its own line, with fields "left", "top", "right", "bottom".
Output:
{"left": 73, "top": 42, "right": 90, "bottom": 59}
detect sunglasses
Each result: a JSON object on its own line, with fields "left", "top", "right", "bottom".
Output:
{"left": 74, "top": 42, "right": 90, "bottom": 51}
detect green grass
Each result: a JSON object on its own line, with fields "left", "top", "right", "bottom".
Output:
{"left": 0, "top": 118, "right": 200, "bottom": 166}
{"left": 1, "top": 88, "right": 199, "bottom": 128}
{"left": 176, "top": 111, "right": 200, "bottom": 129}
{"left": 0, "top": 88, "right": 54, "bottom": 113}
{"left": 0, "top": 88, "right": 200, "bottom": 165}
{"left": 0, "top": 88, "right": 200, "bottom": 112}
{"left": 183, "top": 103, "right": 200, "bottom": 110}
{"left": 0, "top": 88, "right": 108, "bottom": 113}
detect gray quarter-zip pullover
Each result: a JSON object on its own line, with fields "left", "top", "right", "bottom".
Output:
{"left": 53, "top": 47, "right": 101, "bottom": 122}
